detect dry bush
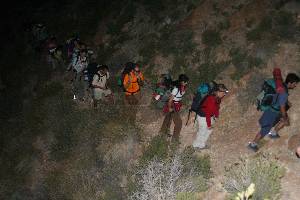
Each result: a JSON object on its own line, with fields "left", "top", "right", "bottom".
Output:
{"left": 224, "top": 153, "right": 284, "bottom": 200}
{"left": 129, "top": 153, "right": 207, "bottom": 200}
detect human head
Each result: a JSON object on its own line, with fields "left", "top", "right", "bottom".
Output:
{"left": 178, "top": 74, "right": 189, "bottom": 86}
{"left": 124, "top": 62, "right": 135, "bottom": 74}
{"left": 97, "top": 65, "right": 107, "bottom": 74}
{"left": 215, "top": 83, "right": 228, "bottom": 98}
{"left": 134, "top": 63, "right": 140, "bottom": 72}
{"left": 285, "top": 73, "right": 300, "bottom": 89}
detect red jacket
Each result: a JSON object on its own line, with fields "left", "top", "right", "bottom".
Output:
{"left": 201, "top": 95, "right": 220, "bottom": 128}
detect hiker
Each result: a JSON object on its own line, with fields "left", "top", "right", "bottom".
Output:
{"left": 45, "top": 36, "right": 58, "bottom": 54}
{"left": 123, "top": 62, "right": 144, "bottom": 105}
{"left": 192, "top": 84, "right": 228, "bottom": 149}
{"left": 248, "top": 73, "right": 300, "bottom": 152}
{"left": 92, "top": 65, "right": 113, "bottom": 107}
{"left": 160, "top": 74, "right": 189, "bottom": 143}
{"left": 66, "top": 36, "right": 80, "bottom": 60}
{"left": 48, "top": 45, "right": 64, "bottom": 70}
{"left": 153, "top": 74, "right": 173, "bottom": 109}
{"left": 268, "top": 71, "right": 300, "bottom": 138}
{"left": 66, "top": 41, "right": 82, "bottom": 71}
{"left": 71, "top": 50, "right": 89, "bottom": 101}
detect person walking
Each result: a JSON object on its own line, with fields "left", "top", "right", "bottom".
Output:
{"left": 248, "top": 73, "right": 299, "bottom": 152}
{"left": 160, "top": 74, "right": 189, "bottom": 143}
{"left": 192, "top": 84, "right": 228, "bottom": 149}
{"left": 92, "top": 65, "right": 113, "bottom": 107}
{"left": 123, "top": 62, "right": 144, "bottom": 105}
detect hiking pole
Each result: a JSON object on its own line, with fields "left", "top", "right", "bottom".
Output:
{"left": 185, "top": 109, "right": 192, "bottom": 126}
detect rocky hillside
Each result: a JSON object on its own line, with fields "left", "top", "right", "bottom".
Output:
{"left": 1, "top": 0, "right": 300, "bottom": 199}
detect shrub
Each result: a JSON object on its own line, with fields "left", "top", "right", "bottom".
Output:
{"left": 229, "top": 48, "right": 263, "bottom": 80}
{"left": 181, "top": 146, "right": 211, "bottom": 180}
{"left": 272, "top": 10, "right": 296, "bottom": 39}
{"left": 130, "top": 154, "right": 202, "bottom": 200}
{"left": 247, "top": 11, "right": 296, "bottom": 42}
{"left": 139, "top": 33, "right": 159, "bottom": 63}
{"left": 140, "top": 135, "right": 169, "bottom": 165}
{"left": 224, "top": 154, "right": 284, "bottom": 200}
{"left": 202, "top": 29, "right": 222, "bottom": 47}
{"left": 218, "top": 18, "right": 231, "bottom": 30}
{"left": 158, "top": 29, "right": 196, "bottom": 57}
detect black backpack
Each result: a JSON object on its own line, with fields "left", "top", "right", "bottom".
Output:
{"left": 186, "top": 81, "right": 217, "bottom": 125}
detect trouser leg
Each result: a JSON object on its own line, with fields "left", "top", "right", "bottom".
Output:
{"left": 160, "top": 112, "right": 173, "bottom": 135}
{"left": 172, "top": 112, "right": 182, "bottom": 141}
{"left": 193, "top": 116, "right": 211, "bottom": 148}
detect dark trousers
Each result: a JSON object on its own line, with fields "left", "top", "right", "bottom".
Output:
{"left": 160, "top": 111, "right": 182, "bottom": 141}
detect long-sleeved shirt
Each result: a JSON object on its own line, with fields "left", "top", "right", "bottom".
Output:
{"left": 200, "top": 95, "right": 220, "bottom": 128}
{"left": 123, "top": 71, "right": 144, "bottom": 95}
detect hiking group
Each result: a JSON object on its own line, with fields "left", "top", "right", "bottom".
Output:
{"left": 27, "top": 23, "right": 300, "bottom": 157}
{"left": 156, "top": 74, "right": 228, "bottom": 147}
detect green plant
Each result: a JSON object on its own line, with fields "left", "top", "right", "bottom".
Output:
{"left": 140, "top": 135, "right": 169, "bottom": 164}
{"left": 224, "top": 154, "right": 284, "bottom": 200}
{"left": 176, "top": 192, "right": 198, "bottom": 200}
{"left": 181, "top": 146, "right": 212, "bottom": 180}
{"left": 246, "top": 16, "right": 272, "bottom": 41}
{"left": 247, "top": 11, "right": 296, "bottom": 42}
{"left": 218, "top": 18, "right": 231, "bottom": 30}
{"left": 139, "top": 33, "right": 159, "bottom": 63}
{"left": 272, "top": 10, "right": 296, "bottom": 39}
{"left": 229, "top": 48, "right": 262, "bottom": 80}
{"left": 202, "top": 29, "right": 222, "bottom": 47}
{"left": 158, "top": 29, "right": 196, "bottom": 57}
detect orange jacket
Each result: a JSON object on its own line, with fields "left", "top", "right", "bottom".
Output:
{"left": 123, "top": 71, "right": 144, "bottom": 95}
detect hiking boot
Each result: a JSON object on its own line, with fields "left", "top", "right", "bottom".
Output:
{"left": 194, "top": 145, "right": 209, "bottom": 151}
{"left": 269, "top": 133, "right": 280, "bottom": 139}
{"left": 247, "top": 142, "right": 258, "bottom": 152}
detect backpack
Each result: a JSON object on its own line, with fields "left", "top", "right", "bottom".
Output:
{"left": 256, "top": 79, "right": 277, "bottom": 111}
{"left": 153, "top": 74, "right": 174, "bottom": 109}
{"left": 117, "top": 62, "right": 135, "bottom": 90}
{"left": 186, "top": 82, "right": 217, "bottom": 125}
{"left": 85, "top": 62, "right": 99, "bottom": 86}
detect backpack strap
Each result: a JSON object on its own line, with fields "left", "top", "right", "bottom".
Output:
{"left": 173, "top": 87, "right": 183, "bottom": 102}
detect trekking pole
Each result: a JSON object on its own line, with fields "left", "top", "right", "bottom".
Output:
{"left": 185, "top": 109, "right": 192, "bottom": 126}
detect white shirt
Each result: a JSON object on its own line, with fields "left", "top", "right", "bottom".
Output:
{"left": 73, "top": 55, "right": 88, "bottom": 73}
{"left": 171, "top": 87, "right": 185, "bottom": 102}
{"left": 92, "top": 72, "right": 110, "bottom": 91}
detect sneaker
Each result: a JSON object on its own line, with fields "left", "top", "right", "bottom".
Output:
{"left": 269, "top": 133, "right": 280, "bottom": 139}
{"left": 247, "top": 142, "right": 258, "bottom": 152}
{"left": 194, "top": 145, "right": 209, "bottom": 151}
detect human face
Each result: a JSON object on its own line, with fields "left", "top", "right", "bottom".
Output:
{"left": 288, "top": 82, "right": 297, "bottom": 89}
{"left": 181, "top": 81, "right": 188, "bottom": 86}
{"left": 217, "top": 90, "right": 227, "bottom": 98}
